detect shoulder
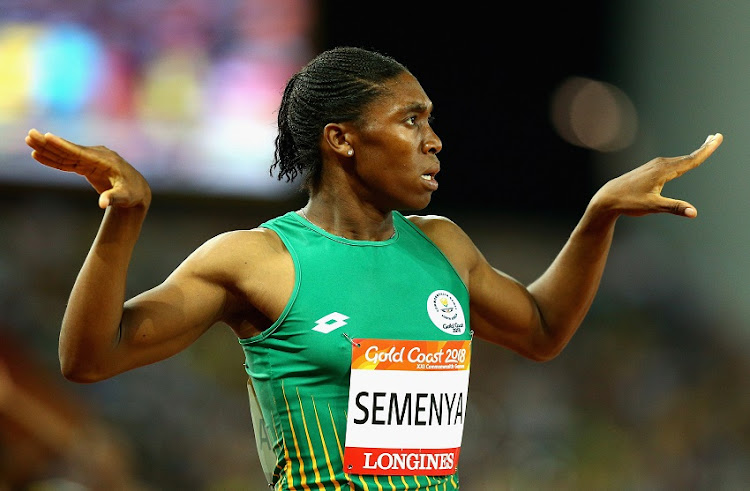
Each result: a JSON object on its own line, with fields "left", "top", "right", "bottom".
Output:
{"left": 191, "top": 226, "right": 284, "bottom": 259}
{"left": 404, "top": 214, "right": 482, "bottom": 279}
{"left": 405, "top": 214, "right": 472, "bottom": 246}
{"left": 174, "top": 226, "right": 288, "bottom": 281}
{"left": 405, "top": 213, "right": 457, "bottom": 233}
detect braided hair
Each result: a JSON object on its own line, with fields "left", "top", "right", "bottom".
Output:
{"left": 272, "top": 47, "right": 409, "bottom": 191}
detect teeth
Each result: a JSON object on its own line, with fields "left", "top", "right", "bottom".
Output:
{"left": 421, "top": 174, "right": 433, "bottom": 181}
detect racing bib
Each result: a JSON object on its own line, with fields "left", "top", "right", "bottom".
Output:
{"left": 344, "top": 339, "right": 471, "bottom": 476}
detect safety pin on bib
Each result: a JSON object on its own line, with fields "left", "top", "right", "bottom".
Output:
{"left": 341, "top": 332, "right": 361, "bottom": 347}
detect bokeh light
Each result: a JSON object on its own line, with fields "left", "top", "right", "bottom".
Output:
{"left": 550, "top": 76, "right": 638, "bottom": 152}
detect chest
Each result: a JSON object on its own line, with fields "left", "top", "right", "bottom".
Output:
{"left": 242, "top": 216, "right": 470, "bottom": 381}
{"left": 260, "top": 247, "right": 469, "bottom": 377}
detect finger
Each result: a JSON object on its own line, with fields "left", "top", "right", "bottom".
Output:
{"left": 683, "top": 132, "right": 724, "bottom": 167}
{"left": 26, "top": 130, "right": 86, "bottom": 161}
{"left": 658, "top": 133, "right": 724, "bottom": 183}
{"left": 658, "top": 197, "right": 698, "bottom": 218}
{"left": 42, "top": 132, "right": 84, "bottom": 157}
{"left": 26, "top": 129, "right": 77, "bottom": 161}
{"left": 25, "top": 129, "right": 50, "bottom": 152}
{"left": 30, "top": 149, "right": 84, "bottom": 173}
{"left": 26, "top": 128, "right": 49, "bottom": 142}
{"left": 688, "top": 132, "right": 723, "bottom": 159}
{"left": 26, "top": 128, "right": 44, "bottom": 144}
{"left": 30, "top": 144, "right": 89, "bottom": 171}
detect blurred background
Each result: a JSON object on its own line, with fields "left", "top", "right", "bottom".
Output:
{"left": 1, "top": 0, "right": 748, "bottom": 489}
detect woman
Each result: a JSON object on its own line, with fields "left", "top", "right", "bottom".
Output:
{"left": 25, "top": 47, "right": 722, "bottom": 490}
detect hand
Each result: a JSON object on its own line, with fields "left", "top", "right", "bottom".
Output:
{"left": 591, "top": 133, "right": 723, "bottom": 219}
{"left": 25, "top": 129, "right": 152, "bottom": 210}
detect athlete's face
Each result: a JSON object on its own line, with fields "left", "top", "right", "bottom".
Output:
{"left": 349, "top": 72, "right": 442, "bottom": 211}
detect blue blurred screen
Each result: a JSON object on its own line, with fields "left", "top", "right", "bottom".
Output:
{"left": 0, "top": 0, "right": 316, "bottom": 198}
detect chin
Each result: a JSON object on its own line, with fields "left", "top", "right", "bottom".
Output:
{"left": 399, "top": 194, "right": 433, "bottom": 212}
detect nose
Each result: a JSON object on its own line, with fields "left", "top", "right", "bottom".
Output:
{"left": 422, "top": 128, "right": 442, "bottom": 155}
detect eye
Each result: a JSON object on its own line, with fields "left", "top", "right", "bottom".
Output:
{"left": 406, "top": 115, "right": 418, "bottom": 126}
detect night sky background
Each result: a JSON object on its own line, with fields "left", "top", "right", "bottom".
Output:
{"left": 318, "top": 3, "right": 610, "bottom": 218}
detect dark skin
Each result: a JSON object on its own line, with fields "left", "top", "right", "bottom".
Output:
{"left": 24, "top": 71, "right": 723, "bottom": 382}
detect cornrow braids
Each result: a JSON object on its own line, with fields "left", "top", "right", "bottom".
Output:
{"left": 272, "top": 46, "right": 409, "bottom": 192}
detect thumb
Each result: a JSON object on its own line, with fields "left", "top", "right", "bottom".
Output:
{"left": 99, "top": 187, "right": 123, "bottom": 209}
{"left": 681, "top": 205, "right": 698, "bottom": 219}
{"left": 661, "top": 197, "right": 697, "bottom": 218}
{"left": 98, "top": 189, "right": 116, "bottom": 209}
{"left": 98, "top": 186, "right": 144, "bottom": 209}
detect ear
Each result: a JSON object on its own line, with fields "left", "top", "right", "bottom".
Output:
{"left": 322, "top": 122, "right": 355, "bottom": 158}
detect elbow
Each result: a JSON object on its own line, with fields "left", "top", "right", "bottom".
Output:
{"left": 59, "top": 355, "right": 111, "bottom": 384}
{"left": 524, "top": 337, "right": 568, "bottom": 363}
{"left": 58, "top": 334, "right": 119, "bottom": 383}
{"left": 60, "top": 365, "right": 105, "bottom": 384}
{"left": 526, "top": 316, "right": 577, "bottom": 362}
{"left": 526, "top": 347, "right": 563, "bottom": 363}
{"left": 61, "top": 370, "right": 104, "bottom": 384}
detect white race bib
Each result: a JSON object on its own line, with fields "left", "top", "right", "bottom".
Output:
{"left": 344, "top": 339, "right": 471, "bottom": 476}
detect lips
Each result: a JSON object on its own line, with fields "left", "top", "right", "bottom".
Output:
{"left": 420, "top": 166, "right": 439, "bottom": 190}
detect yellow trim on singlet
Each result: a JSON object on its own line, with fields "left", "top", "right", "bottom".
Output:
{"left": 328, "top": 406, "right": 356, "bottom": 491}
{"left": 268, "top": 389, "right": 286, "bottom": 482}
{"left": 282, "top": 382, "right": 310, "bottom": 491}
{"left": 296, "top": 389, "right": 325, "bottom": 491}
{"left": 310, "top": 397, "right": 343, "bottom": 489}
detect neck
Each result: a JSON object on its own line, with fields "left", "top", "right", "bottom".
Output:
{"left": 301, "top": 191, "right": 396, "bottom": 241}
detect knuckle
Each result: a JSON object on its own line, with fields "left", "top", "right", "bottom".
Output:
{"left": 670, "top": 202, "right": 683, "bottom": 214}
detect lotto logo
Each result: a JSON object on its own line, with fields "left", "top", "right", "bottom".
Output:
{"left": 312, "top": 312, "right": 349, "bottom": 333}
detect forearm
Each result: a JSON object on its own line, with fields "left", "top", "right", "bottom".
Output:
{"left": 527, "top": 201, "right": 619, "bottom": 357}
{"left": 471, "top": 134, "right": 722, "bottom": 360}
{"left": 59, "top": 205, "right": 148, "bottom": 382}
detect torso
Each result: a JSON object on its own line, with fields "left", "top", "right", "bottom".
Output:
{"left": 238, "top": 210, "right": 470, "bottom": 489}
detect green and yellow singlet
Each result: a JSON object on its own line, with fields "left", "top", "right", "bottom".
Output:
{"left": 240, "top": 211, "right": 471, "bottom": 490}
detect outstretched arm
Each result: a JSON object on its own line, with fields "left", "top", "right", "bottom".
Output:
{"left": 520, "top": 133, "right": 723, "bottom": 358}
{"left": 421, "top": 133, "right": 723, "bottom": 361}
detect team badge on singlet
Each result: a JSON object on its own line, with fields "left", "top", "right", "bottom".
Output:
{"left": 426, "top": 290, "right": 466, "bottom": 335}
{"left": 344, "top": 338, "right": 471, "bottom": 476}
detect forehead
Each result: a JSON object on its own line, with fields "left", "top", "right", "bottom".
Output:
{"left": 364, "top": 72, "right": 432, "bottom": 118}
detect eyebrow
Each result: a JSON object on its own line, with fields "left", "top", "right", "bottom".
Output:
{"left": 400, "top": 102, "right": 433, "bottom": 114}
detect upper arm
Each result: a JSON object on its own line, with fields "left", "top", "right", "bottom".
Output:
{"left": 113, "top": 230, "right": 266, "bottom": 373}
{"left": 409, "top": 215, "right": 550, "bottom": 360}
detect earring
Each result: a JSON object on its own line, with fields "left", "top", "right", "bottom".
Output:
{"left": 347, "top": 149, "right": 354, "bottom": 156}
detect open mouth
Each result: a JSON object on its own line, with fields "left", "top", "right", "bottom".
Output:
{"left": 420, "top": 172, "right": 439, "bottom": 190}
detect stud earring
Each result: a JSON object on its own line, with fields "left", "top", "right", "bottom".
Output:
{"left": 347, "top": 149, "right": 354, "bottom": 156}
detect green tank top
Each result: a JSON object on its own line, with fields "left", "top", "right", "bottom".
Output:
{"left": 240, "top": 211, "right": 472, "bottom": 490}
